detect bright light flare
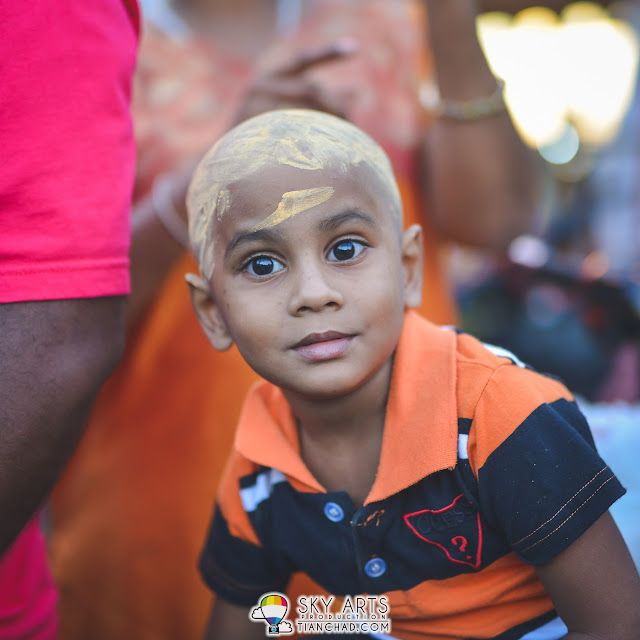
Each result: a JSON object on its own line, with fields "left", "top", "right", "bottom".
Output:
{"left": 477, "top": 2, "right": 639, "bottom": 152}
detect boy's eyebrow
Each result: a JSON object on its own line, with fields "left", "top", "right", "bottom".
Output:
{"left": 224, "top": 211, "right": 375, "bottom": 259}
{"left": 224, "top": 226, "right": 285, "bottom": 259}
{"left": 317, "top": 210, "right": 376, "bottom": 233}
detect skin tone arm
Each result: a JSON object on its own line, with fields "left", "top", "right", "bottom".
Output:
{"left": 535, "top": 511, "right": 640, "bottom": 639}
{"left": 127, "top": 163, "right": 194, "bottom": 332}
{"left": 421, "top": 0, "right": 540, "bottom": 250}
{"left": 0, "top": 297, "right": 125, "bottom": 552}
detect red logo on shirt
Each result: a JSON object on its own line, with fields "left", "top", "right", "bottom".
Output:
{"left": 403, "top": 494, "right": 482, "bottom": 570}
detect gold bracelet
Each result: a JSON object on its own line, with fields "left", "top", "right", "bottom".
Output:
{"left": 419, "top": 78, "right": 507, "bottom": 121}
{"left": 151, "top": 174, "right": 190, "bottom": 248}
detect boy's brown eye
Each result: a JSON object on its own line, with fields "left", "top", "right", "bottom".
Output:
{"left": 246, "top": 256, "right": 284, "bottom": 276}
{"left": 328, "top": 240, "right": 365, "bottom": 262}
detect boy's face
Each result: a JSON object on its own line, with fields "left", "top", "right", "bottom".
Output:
{"left": 190, "top": 162, "right": 423, "bottom": 401}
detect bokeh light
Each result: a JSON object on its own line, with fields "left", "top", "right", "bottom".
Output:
{"left": 477, "top": 2, "right": 639, "bottom": 159}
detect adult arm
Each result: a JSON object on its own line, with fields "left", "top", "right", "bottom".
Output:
{"left": 421, "top": 0, "right": 540, "bottom": 250}
{"left": 0, "top": 297, "right": 125, "bottom": 552}
{"left": 126, "top": 166, "right": 193, "bottom": 332}
{"left": 0, "top": 0, "right": 137, "bottom": 553}
{"left": 536, "top": 511, "right": 640, "bottom": 639}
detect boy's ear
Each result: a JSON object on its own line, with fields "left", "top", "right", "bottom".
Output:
{"left": 185, "top": 273, "right": 234, "bottom": 351}
{"left": 401, "top": 224, "right": 424, "bottom": 309}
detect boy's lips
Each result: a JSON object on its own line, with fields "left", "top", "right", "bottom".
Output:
{"left": 293, "top": 331, "right": 351, "bottom": 348}
{"left": 292, "top": 331, "right": 355, "bottom": 361}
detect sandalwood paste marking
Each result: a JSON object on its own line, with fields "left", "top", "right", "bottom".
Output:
{"left": 250, "top": 187, "right": 334, "bottom": 232}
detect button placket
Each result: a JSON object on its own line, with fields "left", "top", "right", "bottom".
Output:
{"left": 350, "top": 504, "right": 390, "bottom": 588}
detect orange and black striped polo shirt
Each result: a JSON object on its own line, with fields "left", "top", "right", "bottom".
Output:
{"left": 200, "top": 311, "right": 625, "bottom": 639}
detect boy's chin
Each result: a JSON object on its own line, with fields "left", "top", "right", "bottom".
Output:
{"left": 283, "top": 385, "right": 357, "bottom": 402}
{"left": 277, "top": 365, "right": 390, "bottom": 404}
{"left": 273, "top": 373, "right": 356, "bottom": 400}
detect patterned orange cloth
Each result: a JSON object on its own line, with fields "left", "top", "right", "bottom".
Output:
{"left": 50, "top": 3, "right": 456, "bottom": 639}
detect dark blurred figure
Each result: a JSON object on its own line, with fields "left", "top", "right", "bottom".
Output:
{"left": 458, "top": 255, "right": 639, "bottom": 400}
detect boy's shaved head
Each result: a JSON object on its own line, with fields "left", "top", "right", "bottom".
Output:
{"left": 187, "top": 109, "right": 402, "bottom": 280}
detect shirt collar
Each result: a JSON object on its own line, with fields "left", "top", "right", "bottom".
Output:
{"left": 234, "top": 310, "right": 458, "bottom": 502}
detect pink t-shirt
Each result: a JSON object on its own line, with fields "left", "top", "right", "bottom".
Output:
{"left": 0, "top": 1, "right": 139, "bottom": 303}
{"left": 0, "top": 521, "right": 57, "bottom": 640}
{"left": 0, "top": 1, "right": 138, "bottom": 637}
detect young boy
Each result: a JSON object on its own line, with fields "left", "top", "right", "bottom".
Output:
{"left": 186, "top": 109, "right": 640, "bottom": 640}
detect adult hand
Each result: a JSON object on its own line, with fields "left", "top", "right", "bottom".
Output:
{"left": 232, "top": 39, "right": 358, "bottom": 126}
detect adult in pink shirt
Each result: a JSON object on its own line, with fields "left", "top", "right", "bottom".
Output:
{"left": 0, "top": 1, "right": 138, "bottom": 636}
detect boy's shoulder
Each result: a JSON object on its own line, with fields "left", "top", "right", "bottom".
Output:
{"left": 452, "top": 326, "right": 527, "bottom": 371}
{"left": 450, "top": 326, "right": 573, "bottom": 412}
{"left": 446, "top": 326, "right": 581, "bottom": 477}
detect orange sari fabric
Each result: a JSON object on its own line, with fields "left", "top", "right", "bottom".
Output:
{"left": 50, "top": 4, "right": 456, "bottom": 639}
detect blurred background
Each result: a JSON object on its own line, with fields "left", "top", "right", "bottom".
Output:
{"left": 454, "top": 1, "right": 640, "bottom": 402}
{"left": 454, "top": 0, "right": 640, "bottom": 567}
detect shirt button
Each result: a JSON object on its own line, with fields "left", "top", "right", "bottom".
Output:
{"left": 324, "top": 502, "right": 344, "bottom": 523}
{"left": 364, "top": 558, "right": 386, "bottom": 578}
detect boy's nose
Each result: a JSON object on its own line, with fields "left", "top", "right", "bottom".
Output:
{"left": 288, "top": 262, "right": 343, "bottom": 316}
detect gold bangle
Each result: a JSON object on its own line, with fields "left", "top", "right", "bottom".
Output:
{"left": 419, "top": 78, "right": 507, "bottom": 121}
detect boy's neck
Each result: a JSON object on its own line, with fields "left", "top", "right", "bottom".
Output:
{"left": 282, "top": 355, "right": 394, "bottom": 507}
